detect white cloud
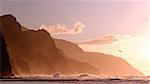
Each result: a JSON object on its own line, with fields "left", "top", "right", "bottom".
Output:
{"left": 39, "top": 21, "right": 85, "bottom": 35}
{"left": 73, "top": 22, "right": 85, "bottom": 33}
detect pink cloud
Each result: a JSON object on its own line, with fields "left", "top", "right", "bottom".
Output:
{"left": 39, "top": 22, "right": 85, "bottom": 35}
{"left": 76, "top": 34, "right": 130, "bottom": 45}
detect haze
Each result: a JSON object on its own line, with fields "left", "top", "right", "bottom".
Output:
{"left": 1, "top": 0, "right": 150, "bottom": 76}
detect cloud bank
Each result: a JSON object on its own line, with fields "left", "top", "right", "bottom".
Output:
{"left": 39, "top": 22, "right": 85, "bottom": 35}
{"left": 76, "top": 34, "right": 130, "bottom": 45}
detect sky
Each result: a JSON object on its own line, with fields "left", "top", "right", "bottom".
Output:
{"left": 1, "top": 0, "right": 148, "bottom": 41}
{"left": 1, "top": 0, "right": 150, "bottom": 75}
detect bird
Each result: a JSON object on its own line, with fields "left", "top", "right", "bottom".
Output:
{"left": 118, "top": 50, "right": 123, "bottom": 53}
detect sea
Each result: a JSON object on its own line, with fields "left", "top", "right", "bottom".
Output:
{"left": 1, "top": 76, "right": 150, "bottom": 84}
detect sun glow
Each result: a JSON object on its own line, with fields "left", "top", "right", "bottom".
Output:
{"left": 138, "top": 36, "right": 150, "bottom": 59}
{"left": 138, "top": 21, "right": 150, "bottom": 60}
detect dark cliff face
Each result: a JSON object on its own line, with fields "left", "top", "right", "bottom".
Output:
{"left": 0, "top": 15, "right": 68, "bottom": 75}
{"left": 0, "top": 14, "right": 99, "bottom": 76}
{"left": 0, "top": 33, "right": 13, "bottom": 78}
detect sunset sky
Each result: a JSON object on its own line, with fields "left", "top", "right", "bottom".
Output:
{"left": 1, "top": 0, "right": 150, "bottom": 75}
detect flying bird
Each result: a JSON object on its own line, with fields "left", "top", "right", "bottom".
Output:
{"left": 118, "top": 50, "right": 123, "bottom": 53}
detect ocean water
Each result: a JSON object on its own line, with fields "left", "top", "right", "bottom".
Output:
{"left": 1, "top": 78, "right": 150, "bottom": 84}
{"left": 1, "top": 80, "right": 150, "bottom": 84}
